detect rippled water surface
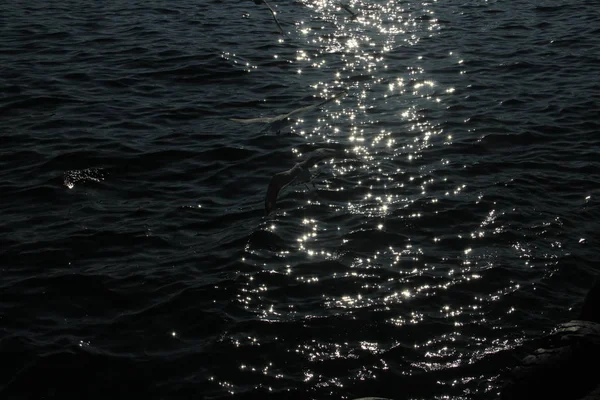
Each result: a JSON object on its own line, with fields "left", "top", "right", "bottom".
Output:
{"left": 2, "top": 0, "right": 600, "bottom": 399}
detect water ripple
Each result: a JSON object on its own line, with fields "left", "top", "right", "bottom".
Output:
{"left": 1, "top": 0, "right": 600, "bottom": 399}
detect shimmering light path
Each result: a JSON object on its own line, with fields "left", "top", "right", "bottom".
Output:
{"left": 216, "top": 1, "right": 598, "bottom": 399}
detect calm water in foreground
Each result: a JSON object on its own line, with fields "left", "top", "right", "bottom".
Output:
{"left": 1, "top": 0, "right": 599, "bottom": 399}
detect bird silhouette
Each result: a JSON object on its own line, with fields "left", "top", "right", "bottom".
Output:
{"left": 338, "top": 2, "right": 359, "bottom": 18}
{"left": 230, "top": 90, "right": 347, "bottom": 134}
{"left": 265, "top": 148, "right": 346, "bottom": 215}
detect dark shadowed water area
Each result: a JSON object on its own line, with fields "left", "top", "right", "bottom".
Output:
{"left": 1, "top": 0, "right": 599, "bottom": 399}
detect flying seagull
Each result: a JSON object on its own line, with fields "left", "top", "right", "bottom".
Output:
{"left": 230, "top": 89, "right": 348, "bottom": 134}
{"left": 338, "top": 2, "right": 359, "bottom": 18}
{"left": 265, "top": 148, "right": 345, "bottom": 215}
{"left": 253, "top": 0, "right": 284, "bottom": 34}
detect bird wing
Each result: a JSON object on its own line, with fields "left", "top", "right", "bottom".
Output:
{"left": 263, "top": 0, "right": 284, "bottom": 34}
{"left": 233, "top": 90, "right": 347, "bottom": 129}
{"left": 283, "top": 90, "right": 348, "bottom": 119}
{"left": 265, "top": 174, "right": 284, "bottom": 215}
{"left": 230, "top": 116, "right": 275, "bottom": 124}
{"left": 265, "top": 166, "right": 302, "bottom": 214}
{"left": 265, "top": 148, "right": 348, "bottom": 214}
{"left": 282, "top": 103, "right": 323, "bottom": 119}
{"left": 339, "top": 3, "right": 358, "bottom": 17}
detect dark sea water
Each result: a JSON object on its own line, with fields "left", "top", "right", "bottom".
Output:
{"left": 1, "top": 0, "right": 599, "bottom": 399}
